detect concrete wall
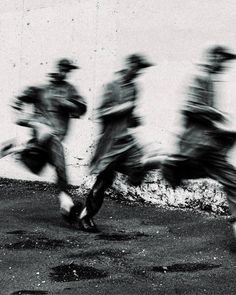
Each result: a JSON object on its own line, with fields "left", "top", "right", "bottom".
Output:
{"left": 1, "top": 0, "right": 236, "bottom": 185}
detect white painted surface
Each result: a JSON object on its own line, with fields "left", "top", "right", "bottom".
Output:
{"left": 1, "top": 0, "right": 236, "bottom": 184}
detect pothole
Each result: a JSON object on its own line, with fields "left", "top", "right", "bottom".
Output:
{"left": 11, "top": 291, "right": 48, "bottom": 295}
{"left": 6, "top": 230, "right": 28, "bottom": 235}
{"left": 50, "top": 263, "right": 108, "bottom": 282}
{"left": 146, "top": 263, "right": 221, "bottom": 273}
{"left": 96, "top": 232, "right": 148, "bottom": 241}
{"left": 4, "top": 236, "right": 75, "bottom": 250}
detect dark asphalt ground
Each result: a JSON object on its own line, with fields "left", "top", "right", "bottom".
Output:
{"left": 0, "top": 178, "right": 236, "bottom": 295}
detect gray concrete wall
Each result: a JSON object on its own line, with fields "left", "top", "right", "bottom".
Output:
{"left": 1, "top": 0, "right": 236, "bottom": 186}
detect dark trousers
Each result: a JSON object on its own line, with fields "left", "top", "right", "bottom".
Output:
{"left": 86, "top": 151, "right": 146, "bottom": 218}
{"left": 162, "top": 152, "right": 236, "bottom": 218}
{"left": 20, "top": 136, "right": 68, "bottom": 193}
{"left": 86, "top": 168, "right": 116, "bottom": 218}
{"left": 47, "top": 136, "right": 68, "bottom": 192}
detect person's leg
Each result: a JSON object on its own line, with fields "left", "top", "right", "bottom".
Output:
{"left": 161, "top": 155, "right": 187, "bottom": 188}
{"left": 80, "top": 168, "right": 116, "bottom": 222}
{"left": 47, "top": 137, "right": 68, "bottom": 190}
{"left": 120, "top": 144, "right": 147, "bottom": 186}
{"left": 219, "top": 188, "right": 236, "bottom": 240}
{"left": 205, "top": 155, "right": 236, "bottom": 239}
{"left": 0, "top": 137, "right": 48, "bottom": 175}
{"left": 226, "top": 194, "right": 236, "bottom": 239}
{"left": 78, "top": 166, "right": 116, "bottom": 232}
{"left": 161, "top": 153, "right": 208, "bottom": 189}
{"left": 47, "top": 136, "right": 81, "bottom": 223}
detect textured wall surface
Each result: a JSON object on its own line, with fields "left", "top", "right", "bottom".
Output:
{"left": 1, "top": 0, "right": 236, "bottom": 192}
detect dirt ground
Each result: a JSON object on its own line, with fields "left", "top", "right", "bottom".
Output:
{"left": 0, "top": 178, "right": 236, "bottom": 295}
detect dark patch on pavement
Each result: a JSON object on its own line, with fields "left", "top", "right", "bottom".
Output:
{"left": 50, "top": 263, "right": 108, "bottom": 281}
{"left": 151, "top": 262, "right": 221, "bottom": 272}
{"left": 135, "top": 263, "right": 221, "bottom": 275}
{"left": 66, "top": 248, "right": 129, "bottom": 259}
{"left": 6, "top": 230, "right": 28, "bottom": 235}
{"left": 4, "top": 235, "right": 77, "bottom": 250}
{"left": 96, "top": 232, "right": 148, "bottom": 241}
{"left": 11, "top": 291, "right": 48, "bottom": 295}
{"left": 228, "top": 241, "right": 236, "bottom": 253}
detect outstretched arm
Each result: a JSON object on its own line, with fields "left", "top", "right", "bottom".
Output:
{"left": 11, "top": 93, "right": 37, "bottom": 127}
{"left": 98, "top": 83, "right": 135, "bottom": 120}
{"left": 98, "top": 101, "right": 135, "bottom": 119}
{"left": 183, "top": 76, "right": 225, "bottom": 122}
{"left": 61, "top": 84, "right": 87, "bottom": 118}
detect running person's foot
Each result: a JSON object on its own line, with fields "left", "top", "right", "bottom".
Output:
{"left": 80, "top": 216, "right": 99, "bottom": 233}
{"left": 61, "top": 201, "right": 83, "bottom": 227}
{"left": 228, "top": 217, "right": 236, "bottom": 252}
{"left": 78, "top": 206, "right": 99, "bottom": 232}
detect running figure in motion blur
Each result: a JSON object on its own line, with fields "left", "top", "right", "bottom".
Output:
{"left": 161, "top": 45, "right": 236, "bottom": 240}
{"left": 1, "top": 58, "right": 87, "bottom": 226}
{"left": 78, "top": 54, "right": 164, "bottom": 231}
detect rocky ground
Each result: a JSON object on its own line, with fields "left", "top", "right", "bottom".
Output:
{"left": 83, "top": 171, "right": 229, "bottom": 215}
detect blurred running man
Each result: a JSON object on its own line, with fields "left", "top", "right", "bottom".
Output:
{"left": 78, "top": 54, "right": 162, "bottom": 231}
{"left": 161, "top": 45, "right": 236, "bottom": 240}
{"left": 1, "top": 58, "right": 86, "bottom": 226}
